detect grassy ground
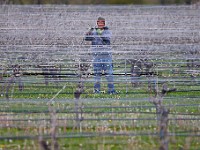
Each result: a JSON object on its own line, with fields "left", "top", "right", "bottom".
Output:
{"left": 0, "top": 59, "right": 200, "bottom": 149}
{"left": 0, "top": 77, "right": 200, "bottom": 149}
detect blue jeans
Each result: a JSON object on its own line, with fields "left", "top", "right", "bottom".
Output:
{"left": 93, "top": 55, "right": 115, "bottom": 93}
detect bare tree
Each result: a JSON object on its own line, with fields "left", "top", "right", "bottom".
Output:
{"left": 149, "top": 83, "right": 176, "bottom": 150}
{"left": 3, "top": 65, "right": 24, "bottom": 99}
{"left": 74, "top": 81, "right": 84, "bottom": 130}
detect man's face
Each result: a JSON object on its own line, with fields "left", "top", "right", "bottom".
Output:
{"left": 97, "top": 20, "right": 105, "bottom": 29}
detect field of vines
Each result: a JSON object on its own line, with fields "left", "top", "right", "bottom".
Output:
{"left": 0, "top": 4, "right": 200, "bottom": 150}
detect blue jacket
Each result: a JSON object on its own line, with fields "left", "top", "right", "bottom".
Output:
{"left": 85, "top": 27, "right": 112, "bottom": 57}
{"left": 84, "top": 26, "right": 111, "bottom": 46}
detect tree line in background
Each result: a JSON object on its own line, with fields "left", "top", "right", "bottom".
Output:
{"left": 0, "top": 0, "right": 198, "bottom": 5}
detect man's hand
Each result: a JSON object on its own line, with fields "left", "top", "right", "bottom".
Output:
{"left": 86, "top": 28, "right": 93, "bottom": 35}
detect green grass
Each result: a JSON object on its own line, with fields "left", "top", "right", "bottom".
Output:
{"left": 0, "top": 68, "right": 200, "bottom": 149}
{"left": 0, "top": 134, "right": 199, "bottom": 150}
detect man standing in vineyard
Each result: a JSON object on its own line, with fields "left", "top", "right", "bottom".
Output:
{"left": 84, "top": 17, "right": 116, "bottom": 94}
